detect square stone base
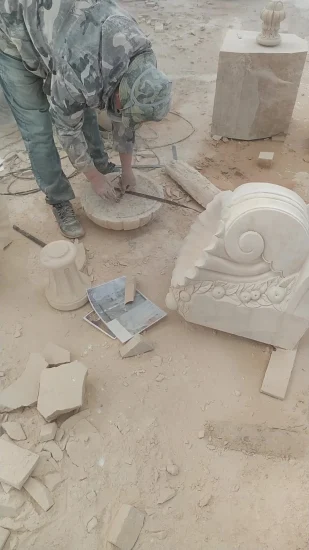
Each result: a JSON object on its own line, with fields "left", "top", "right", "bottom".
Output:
{"left": 212, "top": 30, "right": 308, "bottom": 140}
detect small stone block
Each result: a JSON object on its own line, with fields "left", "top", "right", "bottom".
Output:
{"left": 154, "top": 22, "right": 164, "bottom": 32}
{"left": 0, "top": 527, "right": 9, "bottom": 550}
{"left": 125, "top": 277, "right": 136, "bottom": 304}
{"left": 39, "top": 423, "right": 57, "bottom": 443}
{"left": 120, "top": 334, "right": 154, "bottom": 358}
{"left": 258, "top": 152, "right": 274, "bottom": 167}
{"left": 0, "top": 439, "right": 39, "bottom": 490}
{"left": 37, "top": 361, "right": 88, "bottom": 421}
{"left": 24, "top": 477, "right": 54, "bottom": 511}
{"left": 260, "top": 348, "right": 297, "bottom": 400}
{"left": 108, "top": 504, "right": 145, "bottom": 550}
{"left": 0, "top": 490, "right": 25, "bottom": 518}
{"left": 42, "top": 342, "right": 71, "bottom": 366}
{"left": 2, "top": 422, "right": 26, "bottom": 441}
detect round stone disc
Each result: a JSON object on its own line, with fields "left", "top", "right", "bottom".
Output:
{"left": 81, "top": 172, "right": 163, "bottom": 230}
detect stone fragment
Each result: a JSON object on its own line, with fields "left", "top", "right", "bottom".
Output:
{"left": 157, "top": 488, "right": 176, "bottom": 505}
{"left": 0, "top": 527, "right": 9, "bottom": 550}
{"left": 42, "top": 343, "right": 71, "bottom": 366}
{"left": 260, "top": 348, "right": 297, "bottom": 400}
{"left": 39, "top": 423, "right": 57, "bottom": 443}
{"left": 42, "top": 441, "right": 63, "bottom": 462}
{"left": 155, "top": 374, "right": 165, "bottom": 382}
{"left": 0, "top": 490, "right": 25, "bottom": 518}
{"left": 24, "top": 477, "right": 54, "bottom": 511}
{"left": 86, "top": 490, "right": 96, "bottom": 502}
{"left": 60, "top": 409, "right": 90, "bottom": 433}
{"left": 87, "top": 516, "right": 98, "bottom": 533}
{"left": 212, "top": 30, "right": 308, "bottom": 140}
{"left": 108, "top": 504, "right": 145, "bottom": 550}
{"left": 0, "top": 439, "right": 39, "bottom": 490}
{"left": 212, "top": 135, "right": 222, "bottom": 141}
{"left": 37, "top": 361, "right": 88, "bottom": 421}
{"left": 166, "top": 464, "right": 179, "bottom": 476}
{"left": 120, "top": 335, "right": 153, "bottom": 358}
{"left": 44, "top": 472, "right": 62, "bottom": 492}
{"left": 1, "top": 482, "right": 12, "bottom": 494}
{"left": 0, "top": 353, "right": 48, "bottom": 412}
{"left": 258, "top": 152, "right": 274, "bottom": 168}
{"left": 198, "top": 430, "right": 205, "bottom": 439}
{"left": 1, "top": 423, "right": 26, "bottom": 441}
{"left": 198, "top": 492, "right": 212, "bottom": 507}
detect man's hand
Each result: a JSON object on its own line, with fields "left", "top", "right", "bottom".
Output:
{"left": 120, "top": 168, "right": 136, "bottom": 193}
{"left": 84, "top": 167, "right": 120, "bottom": 201}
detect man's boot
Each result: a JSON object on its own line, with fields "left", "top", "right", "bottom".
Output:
{"left": 52, "top": 201, "right": 85, "bottom": 239}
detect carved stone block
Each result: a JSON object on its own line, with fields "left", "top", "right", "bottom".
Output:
{"left": 40, "top": 240, "right": 90, "bottom": 311}
{"left": 166, "top": 183, "right": 309, "bottom": 350}
{"left": 212, "top": 30, "right": 308, "bottom": 140}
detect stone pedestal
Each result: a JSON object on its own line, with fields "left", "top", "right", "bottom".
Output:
{"left": 212, "top": 30, "right": 308, "bottom": 140}
{"left": 40, "top": 240, "right": 90, "bottom": 311}
{"left": 0, "top": 196, "right": 12, "bottom": 251}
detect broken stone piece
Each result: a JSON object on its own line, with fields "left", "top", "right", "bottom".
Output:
{"left": 0, "top": 490, "right": 25, "bottom": 518}
{"left": 75, "top": 242, "right": 87, "bottom": 271}
{"left": 39, "top": 423, "right": 57, "bottom": 443}
{"left": 37, "top": 361, "right": 88, "bottom": 421}
{"left": 120, "top": 334, "right": 154, "bottom": 358}
{"left": 198, "top": 492, "right": 212, "bottom": 507}
{"left": 42, "top": 441, "right": 63, "bottom": 462}
{"left": 44, "top": 472, "right": 62, "bottom": 492}
{"left": 108, "top": 504, "right": 145, "bottom": 550}
{"left": 42, "top": 342, "right": 71, "bottom": 366}
{"left": 157, "top": 488, "right": 176, "bottom": 505}
{"left": 24, "top": 477, "right": 54, "bottom": 512}
{"left": 0, "top": 527, "right": 9, "bottom": 550}
{"left": 258, "top": 151, "right": 274, "bottom": 167}
{"left": 1, "top": 422, "right": 26, "bottom": 441}
{"left": 154, "top": 22, "right": 164, "bottom": 32}
{"left": 166, "top": 464, "right": 179, "bottom": 476}
{"left": 0, "top": 439, "right": 39, "bottom": 490}
{"left": 0, "top": 353, "right": 48, "bottom": 412}
{"left": 0, "top": 196, "right": 12, "bottom": 251}
{"left": 87, "top": 516, "right": 98, "bottom": 533}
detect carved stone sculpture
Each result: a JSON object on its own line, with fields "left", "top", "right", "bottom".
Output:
{"left": 40, "top": 240, "right": 91, "bottom": 311}
{"left": 166, "top": 183, "right": 309, "bottom": 350}
{"left": 257, "top": 1, "right": 286, "bottom": 47}
{"left": 0, "top": 196, "right": 12, "bottom": 251}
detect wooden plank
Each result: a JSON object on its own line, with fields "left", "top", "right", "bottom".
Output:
{"left": 125, "top": 277, "right": 136, "bottom": 304}
{"left": 260, "top": 348, "right": 297, "bottom": 400}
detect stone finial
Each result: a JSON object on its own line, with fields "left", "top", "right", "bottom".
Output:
{"left": 257, "top": 1, "right": 286, "bottom": 46}
{"left": 40, "top": 240, "right": 90, "bottom": 311}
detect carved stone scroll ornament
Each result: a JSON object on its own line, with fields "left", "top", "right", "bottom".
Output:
{"left": 256, "top": 1, "right": 286, "bottom": 47}
{"left": 166, "top": 183, "right": 309, "bottom": 350}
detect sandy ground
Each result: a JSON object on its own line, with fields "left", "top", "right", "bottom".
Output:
{"left": 1, "top": 0, "right": 309, "bottom": 549}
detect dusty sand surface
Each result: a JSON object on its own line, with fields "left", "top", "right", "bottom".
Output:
{"left": 1, "top": 1, "right": 309, "bottom": 549}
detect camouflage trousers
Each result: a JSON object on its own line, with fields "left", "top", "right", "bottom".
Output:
{"left": 0, "top": 50, "right": 109, "bottom": 205}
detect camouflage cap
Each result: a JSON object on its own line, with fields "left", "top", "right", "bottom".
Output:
{"left": 119, "top": 52, "right": 172, "bottom": 129}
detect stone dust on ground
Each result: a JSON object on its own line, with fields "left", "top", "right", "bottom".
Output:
{"left": 1, "top": 0, "right": 309, "bottom": 549}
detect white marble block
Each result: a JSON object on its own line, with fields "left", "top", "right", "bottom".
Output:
{"left": 212, "top": 30, "right": 308, "bottom": 140}
{"left": 166, "top": 183, "right": 309, "bottom": 350}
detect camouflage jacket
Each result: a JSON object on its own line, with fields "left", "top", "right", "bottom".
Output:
{"left": 0, "top": 0, "right": 153, "bottom": 170}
